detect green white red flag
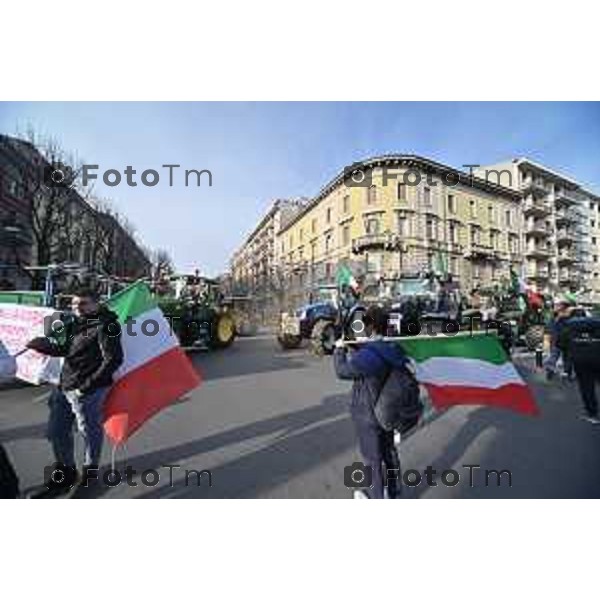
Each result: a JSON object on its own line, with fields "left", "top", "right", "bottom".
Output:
{"left": 104, "top": 281, "right": 202, "bottom": 444}
{"left": 397, "top": 333, "right": 538, "bottom": 415}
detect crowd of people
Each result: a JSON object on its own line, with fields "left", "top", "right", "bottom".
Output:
{"left": 1, "top": 285, "right": 600, "bottom": 500}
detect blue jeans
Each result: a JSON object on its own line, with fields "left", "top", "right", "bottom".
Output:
{"left": 47, "top": 387, "right": 108, "bottom": 468}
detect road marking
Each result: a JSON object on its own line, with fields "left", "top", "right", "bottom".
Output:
{"left": 32, "top": 391, "right": 51, "bottom": 404}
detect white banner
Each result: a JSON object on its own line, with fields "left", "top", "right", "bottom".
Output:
{"left": 0, "top": 304, "right": 62, "bottom": 385}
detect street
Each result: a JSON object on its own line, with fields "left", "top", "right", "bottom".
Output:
{"left": 2, "top": 335, "right": 600, "bottom": 499}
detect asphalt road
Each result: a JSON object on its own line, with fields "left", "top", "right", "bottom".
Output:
{"left": 2, "top": 335, "right": 600, "bottom": 498}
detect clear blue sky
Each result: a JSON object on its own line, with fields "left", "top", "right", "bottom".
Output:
{"left": 1, "top": 102, "right": 599, "bottom": 275}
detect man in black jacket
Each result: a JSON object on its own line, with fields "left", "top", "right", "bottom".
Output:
{"left": 557, "top": 316, "right": 600, "bottom": 424}
{"left": 27, "top": 288, "right": 123, "bottom": 490}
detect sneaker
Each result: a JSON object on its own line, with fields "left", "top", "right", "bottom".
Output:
{"left": 353, "top": 489, "right": 370, "bottom": 499}
{"left": 545, "top": 370, "right": 555, "bottom": 381}
{"left": 579, "top": 414, "right": 600, "bottom": 425}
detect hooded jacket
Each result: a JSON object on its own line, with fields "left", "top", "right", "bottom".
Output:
{"left": 28, "top": 306, "right": 123, "bottom": 394}
{"left": 334, "top": 339, "right": 409, "bottom": 421}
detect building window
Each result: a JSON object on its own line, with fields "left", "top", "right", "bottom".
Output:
{"left": 591, "top": 220, "right": 596, "bottom": 229}
{"left": 426, "top": 217, "right": 436, "bottom": 240}
{"left": 342, "top": 225, "right": 350, "bottom": 246}
{"left": 397, "top": 183, "right": 407, "bottom": 201}
{"left": 290, "top": 234, "right": 294, "bottom": 248}
{"left": 424, "top": 187, "right": 432, "bottom": 207}
{"left": 488, "top": 205, "right": 495, "bottom": 223}
{"left": 398, "top": 213, "right": 410, "bottom": 237}
{"left": 447, "top": 194, "right": 456, "bottom": 214}
{"left": 595, "top": 256, "right": 599, "bottom": 263}
{"left": 470, "top": 225, "right": 480, "bottom": 245}
{"left": 299, "top": 228, "right": 303, "bottom": 241}
{"left": 281, "top": 241, "right": 285, "bottom": 253}
{"left": 325, "top": 234, "right": 333, "bottom": 254}
{"left": 365, "top": 217, "right": 380, "bottom": 235}
{"left": 470, "top": 199, "right": 476, "bottom": 218}
{"left": 473, "top": 264, "right": 480, "bottom": 279}
{"left": 368, "top": 185, "right": 377, "bottom": 204}
{"left": 449, "top": 221, "right": 458, "bottom": 244}
{"left": 343, "top": 195, "right": 350, "bottom": 213}
{"left": 451, "top": 257, "right": 459, "bottom": 276}
{"left": 593, "top": 237, "right": 597, "bottom": 245}
{"left": 311, "top": 218, "right": 317, "bottom": 234}
{"left": 326, "top": 207, "right": 332, "bottom": 224}
{"left": 505, "top": 210, "right": 512, "bottom": 227}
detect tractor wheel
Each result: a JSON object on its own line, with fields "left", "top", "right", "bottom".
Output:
{"left": 524, "top": 324, "right": 545, "bottom": 351}
{"left": 211, "top": 313, "right": 236, "bottom": 349}
{"left": 311, "top": 320, "right": 336, "bottom": 356}
{"left": 277, "top": 333, "right": 302, "bottom": 350}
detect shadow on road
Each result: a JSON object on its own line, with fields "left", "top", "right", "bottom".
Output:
{"left": 87, "top": 393, "right": 354, "bottom": 499}
{"left": 0, "top": 422, "right": 47, "bottom": 444}
{"left": 402, "top": 360, "right": 600, "bottom": 499}
{"left": 187, "top": 337, "right": 311, "bottom": 382}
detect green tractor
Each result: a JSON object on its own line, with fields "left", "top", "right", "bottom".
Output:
{"left": 154, "top": 273, "right": 236, "bottom": 350}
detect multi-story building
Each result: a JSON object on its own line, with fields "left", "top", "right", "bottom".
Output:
{"left": 0, "top": 134, "right": 151, "bottom": 288}
{"left": 0, "top": 136, "right": 35, "bottom": 288}
{"left": 276, "top": 155, "right": 523, "bottom": 309}
{"left": 475, "top": 158, "right": 592, "bottom": 294}
{"left": 230, "top": 198, "right": 306, "bottom": 323}
{"left": 580, "top": 188, "right": 600, "bottom": 301}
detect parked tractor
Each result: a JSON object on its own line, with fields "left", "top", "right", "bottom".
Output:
{"left": 154, "top": 274, "right": 236, "bottom": 350}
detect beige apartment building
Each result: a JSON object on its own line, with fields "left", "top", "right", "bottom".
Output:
{"left": 273, "top": 155, "right": 523, "bottom": 309}
{"left": 474, "top": 158, "right": 600, "bottom": 297}
{"left": 230, "top": 198, "right": 306, "bottom": 322}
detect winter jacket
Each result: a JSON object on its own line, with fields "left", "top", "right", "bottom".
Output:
{"left": 334, "top": 339, "right": 409, "bottom": 421}
{"left": 557, "top": 317, "right": 600, "bottom": 368}
{"left": 28, "top": 307, "right": 123, "bottom": 393}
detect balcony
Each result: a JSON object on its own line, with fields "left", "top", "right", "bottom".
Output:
{"left": 527, "top": 267, "right": 550, "bottom": 280}
{"left": 526, "top": 245, "right": 552, "bottom": 259}
{"left": 559, "top": 270, "right": 575, "bottom": 285}
{"left": 557, "top": 251, "right": 576, "bottom": 265}
{"left": 351, "top": 232, "right": 401, "bottom": 254}
{"left": 467, "top": 243, "right": 495, "bottom": 260}
{"left": 524, "top": 198, "right": 552, "bottom": 217}
{"left": 526, "top": 221, "right": 551, "bottom": 237}
{"left": 521, "top": 179, "right": 549, "bottom": 198}
{"left": 555, "top": 189, "right": 578, "bottom": 206}
{"left": 555, "top": 209, "right": 574, "bottom": 226}
{"left": 556, "top": 229, "right": 575, "bottom": 246}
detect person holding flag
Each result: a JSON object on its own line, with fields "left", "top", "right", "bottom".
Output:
{"left": 26, "top": 288, "right": 124, "bottom": 497}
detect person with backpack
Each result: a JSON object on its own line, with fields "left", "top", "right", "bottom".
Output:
{"left": 557, "top": 316, "right": 600, "bottom": 424}
{"left": 334, "top": 305, "right": 421, "bottom": 499}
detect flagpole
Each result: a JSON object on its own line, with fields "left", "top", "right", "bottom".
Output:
{"left": 340, "top": 329, "right": 498, "bottom": 345}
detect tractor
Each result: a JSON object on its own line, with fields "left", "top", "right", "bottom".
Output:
{"left": 154, "top": 273, "right": 236, "bottom": 350}
{"left": 277, "top": 284, "right": 368, "bottom": 355}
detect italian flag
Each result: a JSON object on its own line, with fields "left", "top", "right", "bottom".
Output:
{"left": 398, "top": 333, "right": 538, "bottom": 415}
{"left": 103, "top": 281, "right": 202, "bottom": 444}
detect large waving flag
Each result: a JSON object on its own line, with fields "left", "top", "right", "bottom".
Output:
{"left": 398, "top": 333, "right": 538, "bottom": 415}
{"left": 103, "top": 282, "right": 202, "bottom": 444}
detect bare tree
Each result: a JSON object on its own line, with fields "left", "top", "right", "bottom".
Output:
{"left": 151, "top": 248, "right": 175, "bottom": 278}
